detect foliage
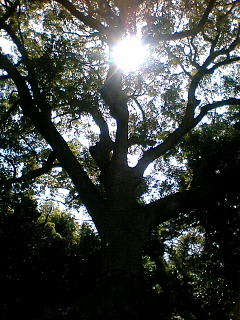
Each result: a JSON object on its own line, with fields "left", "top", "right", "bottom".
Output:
{"left": 0, "top": 193, "right": 100, "bottom": 320}
{"left": 0, "top": 0, "right": 240, "bottom": 319}
{"left": 143, "top": 125, "right": 240, "bottom": 319}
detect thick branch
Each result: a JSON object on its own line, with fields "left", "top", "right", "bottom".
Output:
{"left": 0, "top": 0, "right": 19, "bottom": 28}
{"left": 207, "top": 57, "right": 240, "bottom": 74}
{"left": 101, "top": 66, "right": 129, "bottom": 168}
{"left": 203, "top": 24, "right": 240, "bottom": 69}
{"left": 183, "top": 30, "right": 240, "bottom": 123}
{"left": 55, "top": 0, "right": 108, "bottom": 35}
{"left": 165, "top": 29, "right": 239, "bottom": 133}
{"left": 111, "top": 117, "right": 129, "bottom": 168}
{"left": 89, "top": 107, "right": 114, "bottom": 169}
{"left": 195, "top": 98, "right": 240, "bottom": 122}
{"left": 0, "top": 53, "right": 104, "bottom": 221}
{"left": 145, "top": 28, "right": 240, "bottom": 173}
{"left": 91, "top": 107, "right": 112, "bottom": 140}
{"left": 135, "top": 67, "right": 206, "bottom": 174}
{"left": 183, "top": 27, "right": 240, "bottom": 122}
{"left": 144, "top": 188, "right": 219, "bottom": 228}
{"left": 155, "top": 0, "right": 216, "bottom": 41}
{"left": 143, "top": 164, "right": 240, "bottom": 228}
{"left": 134, "top": 125, "right": 193, "bottom": 176}
{"left": 135, "top": 98, "right": 240, "bottom": 176}
{"left": 2, "top": 23, "right": 28, "bottom": 58}
{"left": 183, "top": 73, "right": 204, "bottom": 124}
{"left": 2, "top": 152, "right": 58, "bottom": 188}
{"left": 132, "top": 97, "right": 146, "bottom": 122}
{"left": 2, "top": 23, "right": 52, "bottom": 116}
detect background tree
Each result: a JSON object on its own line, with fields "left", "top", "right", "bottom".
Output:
{"left": 0, "top": 192, "right": 100, "bottom": 320}
{"left": 143, "top": 122, "right": 240, "bottom": 320}
{"left": 0, "top": 0, "right": 240, "bottom": 318}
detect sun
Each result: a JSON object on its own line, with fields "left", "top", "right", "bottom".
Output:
{"left": 111, "top": 36, "right": 149, "bottom": 72}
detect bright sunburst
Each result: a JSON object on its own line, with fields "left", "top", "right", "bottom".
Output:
{"left": 111, "top": 36, "right": 149, "bottom": 72}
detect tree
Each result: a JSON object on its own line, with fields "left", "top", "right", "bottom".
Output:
{"left": 0, "top": 0, "right": 240, "bottom": 318}
{"left": 142, "top": 123, "right": 240, "bottom": 320}
{"left": 180, "top": 123, "right": 240, "bottom": 319}
{"left": 0, "top": 192, "right": 100, "bottom": 320}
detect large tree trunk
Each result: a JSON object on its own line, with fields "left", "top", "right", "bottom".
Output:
{"left": 91, "top": 205, "right": 150, "bottom": 320}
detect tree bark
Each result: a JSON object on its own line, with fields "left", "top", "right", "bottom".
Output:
{"left": 91, "top": 205, "right": 149, "bottom": 320}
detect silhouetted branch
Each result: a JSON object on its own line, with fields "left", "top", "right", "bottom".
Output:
{"left": 100, "top": 66, "right": 129, "bottom": 170}
{"left": 0, "top": 52, "right": 105, "bottom": 221}
{"left": 144, "top": 164, "right": 240, "bottom": 228}
{"left": 2, "top": 152, "right": 58, "bottom": 186}
{"left": 196, "top": 98, "right": 240, "bottom": 122}
{"left": 135, "top": 98, "right": 240, "bottom": 176}
{"left": 89, "top": 106, "right": 114, "bottom": 169}
{"left": 0, "top": 0, "right": 19, "bottom": 28}
{"left": 154, "top": 0, "right": 216, "bottom": 41}
{"left": 55, "top": 0, "right": 108, "bottom": 36}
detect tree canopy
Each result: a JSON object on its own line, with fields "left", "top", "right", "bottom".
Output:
{"left": 0, "top": 0, "right": 240, "bottom": 319}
